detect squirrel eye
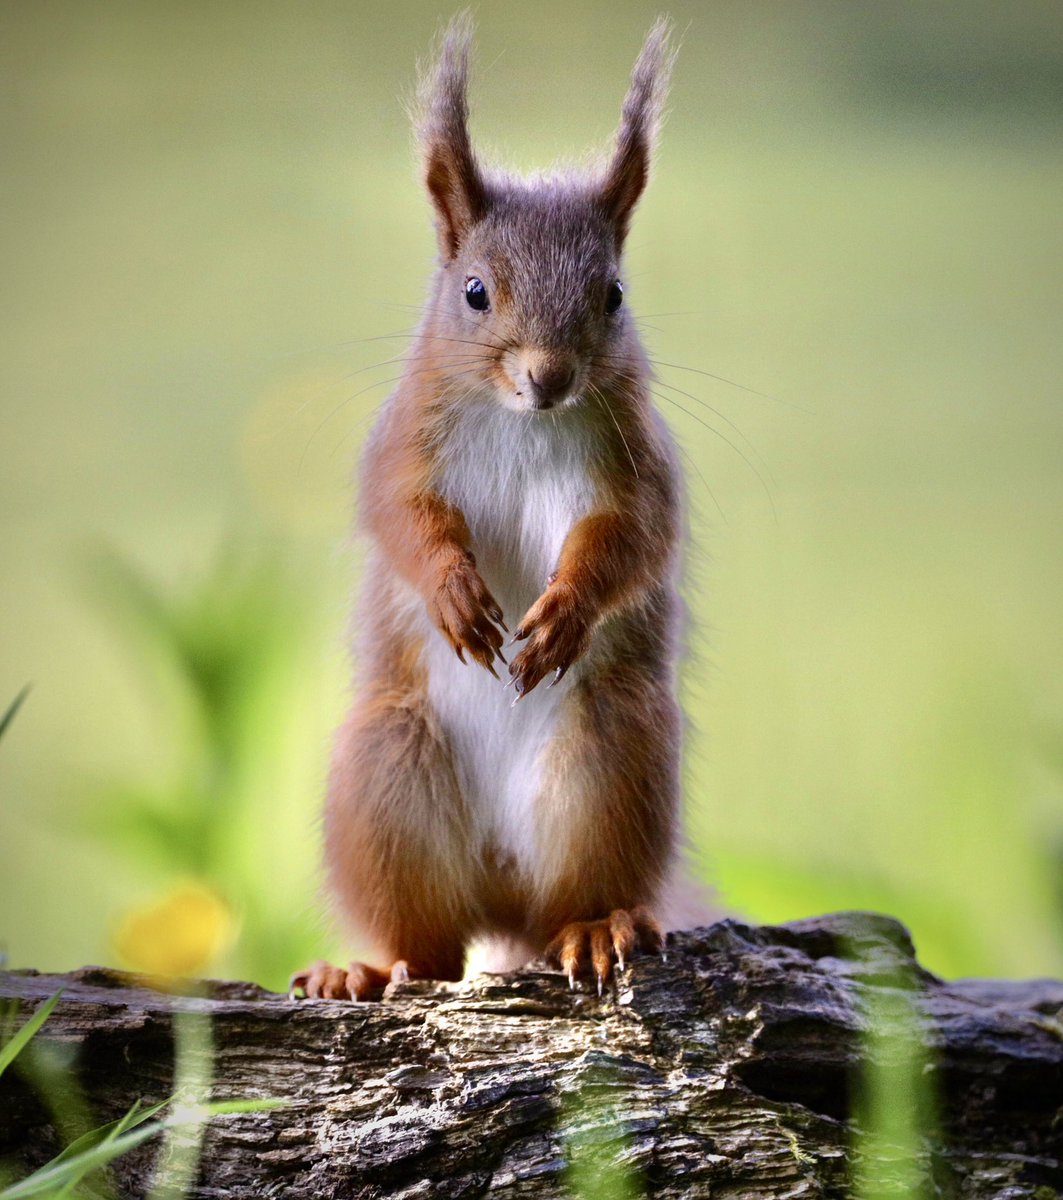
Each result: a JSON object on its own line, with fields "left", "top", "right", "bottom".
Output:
{"left": 605, "top": 279, "right": 624, "bottom": 315}
{"left": 465, "top": 277, "right": 489, "bottom": 312}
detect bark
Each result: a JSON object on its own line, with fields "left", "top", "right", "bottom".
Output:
{"left": 1, "top": 912, "right": 1062, "bottom": 1199}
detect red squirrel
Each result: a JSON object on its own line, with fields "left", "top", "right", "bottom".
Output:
{"left": 292, "top": 16, "right": 688, "bottom": 1001}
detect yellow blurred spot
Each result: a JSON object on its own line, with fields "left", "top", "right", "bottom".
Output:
{"left": 113, "top": 883, "right": 235, "bottom": 979}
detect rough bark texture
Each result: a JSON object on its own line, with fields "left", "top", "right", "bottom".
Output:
{"left": 2, "top": 912, "right": 1062, "bottom": 1198}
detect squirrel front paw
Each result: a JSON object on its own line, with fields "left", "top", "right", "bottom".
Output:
{"left": 429, "top": 552, "right": 508, "bottom": 675}
{"left": 508, "top": 580, "right": 591, "bottom": 700}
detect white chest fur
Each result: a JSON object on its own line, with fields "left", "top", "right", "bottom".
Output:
{"left": 434, "top": 398, "right": 601, "bottom": 615}
{"left": 424, "top": 396, "right": 601, "bottom": 882}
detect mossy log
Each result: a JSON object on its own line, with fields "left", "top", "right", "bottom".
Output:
{"left": 2, "top": 912, "right": 1062, "bottom": 1198}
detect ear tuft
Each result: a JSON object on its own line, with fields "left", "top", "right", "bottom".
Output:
{"left": 600, "top": 17, "right": 677, "bottom": 245}
{"left": 414, "top": 11, "right": 487, "bottom": 263}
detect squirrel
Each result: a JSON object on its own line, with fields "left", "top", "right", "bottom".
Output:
{"left": 292, "top": 15, "right": 691, "bottom": 1001}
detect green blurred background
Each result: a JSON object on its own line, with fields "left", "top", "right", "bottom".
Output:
{"left": 2, "top": 0, "right": 1061, "bottom": 990}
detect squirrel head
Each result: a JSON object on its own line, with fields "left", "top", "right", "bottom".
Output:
{"left": 414, "top": 15, "right": 676, "bottom": 414}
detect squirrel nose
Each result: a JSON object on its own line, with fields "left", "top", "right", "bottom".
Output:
{"left": 527, "top": 364, "right": 576, "bottom": 409}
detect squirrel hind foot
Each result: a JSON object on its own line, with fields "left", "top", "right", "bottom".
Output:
{"left": 289, "top": 959, "right": 405, "bottom": 1002}
{"left": 544, "top": 907, "right": 664, "bottom": 997}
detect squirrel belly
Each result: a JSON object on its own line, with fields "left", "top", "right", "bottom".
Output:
{"left": 423, "top": 392, "right": 605, "bottom": 898}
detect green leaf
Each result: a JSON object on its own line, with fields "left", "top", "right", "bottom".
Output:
{"left": 0, "top": 686, "right": 30, "bottom": 744}
{"left": 0, "top": 991, "right": 62, "bottom": 1080}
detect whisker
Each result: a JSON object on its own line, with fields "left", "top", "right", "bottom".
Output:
{"left": 268, "top": 325, "right": 418, "bottom": 360}
{"left": 291, "top": 351, "right": 492, "bottom": 424}
{"left": 587, "top": 385, "right": 639, "bottom": 481}
{"left": 337, "top": 349, "right": 491, "bottom": 383}
{"left": 301, "top": 373, "right": 406, "bottom": 472}
{"left": 593, "top": 354, "right": 771, "bottom": 480}
{"left": 645, "top": 386, "right": 778, "bottom": 523}
{"left": 634, "top": 310, "right": 702, "bottom": 319}
{"left": 648, "top": 359, "right": 804, "bottom": 413}
{"left": 350, "top": 331, "right": 506, "bottom": 353}
{"left": 646, "top": 376, "right": 776, "bottom": 488}
{"left": 609, "top": 379, "right": 726, "bottom": 523}
{"left": 412, "top": 332, "right": 508, "bottom": 353}
{"left": 301, "top": 360, "right": 487, "bottom": 471}
{"left": 382, "top": 301, "right": 512, "bottom": 351}
{"left": 598, "top": 351, "right": 806, "bottom": 412}
{"left": 326, "top": 365, "right": 488, "bottom": 463}
{"left": 273, "top": 324, "right": 508, "bottom": 369}
{"left": 675, "top": 437, "right": 726, "bottom": 524}
{"left": 595, "top": 350, "right": 767, "bottom": 472}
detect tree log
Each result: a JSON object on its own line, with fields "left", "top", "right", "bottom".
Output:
{"left": 2, "top": 912, "right": 1061, "bottom": 1198}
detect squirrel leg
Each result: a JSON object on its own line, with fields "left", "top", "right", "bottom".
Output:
{"left": 293, "top": 687, "right": 475, "bottom": 1001}
{"left": 533, "top": 661, "right": 680, "bottom": 994}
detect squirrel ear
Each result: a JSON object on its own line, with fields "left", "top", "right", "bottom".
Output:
{"left": 415, "top": 13, "right": 488, "bottom": 263}
{"left": 600, "top": 18, "right": 676, "bottom": 246}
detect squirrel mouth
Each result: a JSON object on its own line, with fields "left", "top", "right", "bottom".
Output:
{"left": 496, "top": 383, "right": 567, "bottom": 414}
{"left": 514, "top": 389, "right": 578, "bottom": 414}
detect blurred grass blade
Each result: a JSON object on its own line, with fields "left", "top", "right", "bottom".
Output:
{"left": 0, "top": 1123, "right": 164, "bottom": 1199}
{"left": 47, "top": 1098, "right": 170, "bottom": 1199}
{"left": 0, "top": 685, "right": 30, "bottom": 743}
{"left": 0, "top": 1097, "right": 284, "bottom": 1199}
{"left": 849, "top": 943, "right": 937, "bottom": 1200}
{"left": 0, "top": 991, "right": 62, "bottom": 1079}
{"left": 561, "top": 1086, "right": 644, "bottom": 1200}
{"left": 197, "top": 1097, "right": 287, "bottom": 1116}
